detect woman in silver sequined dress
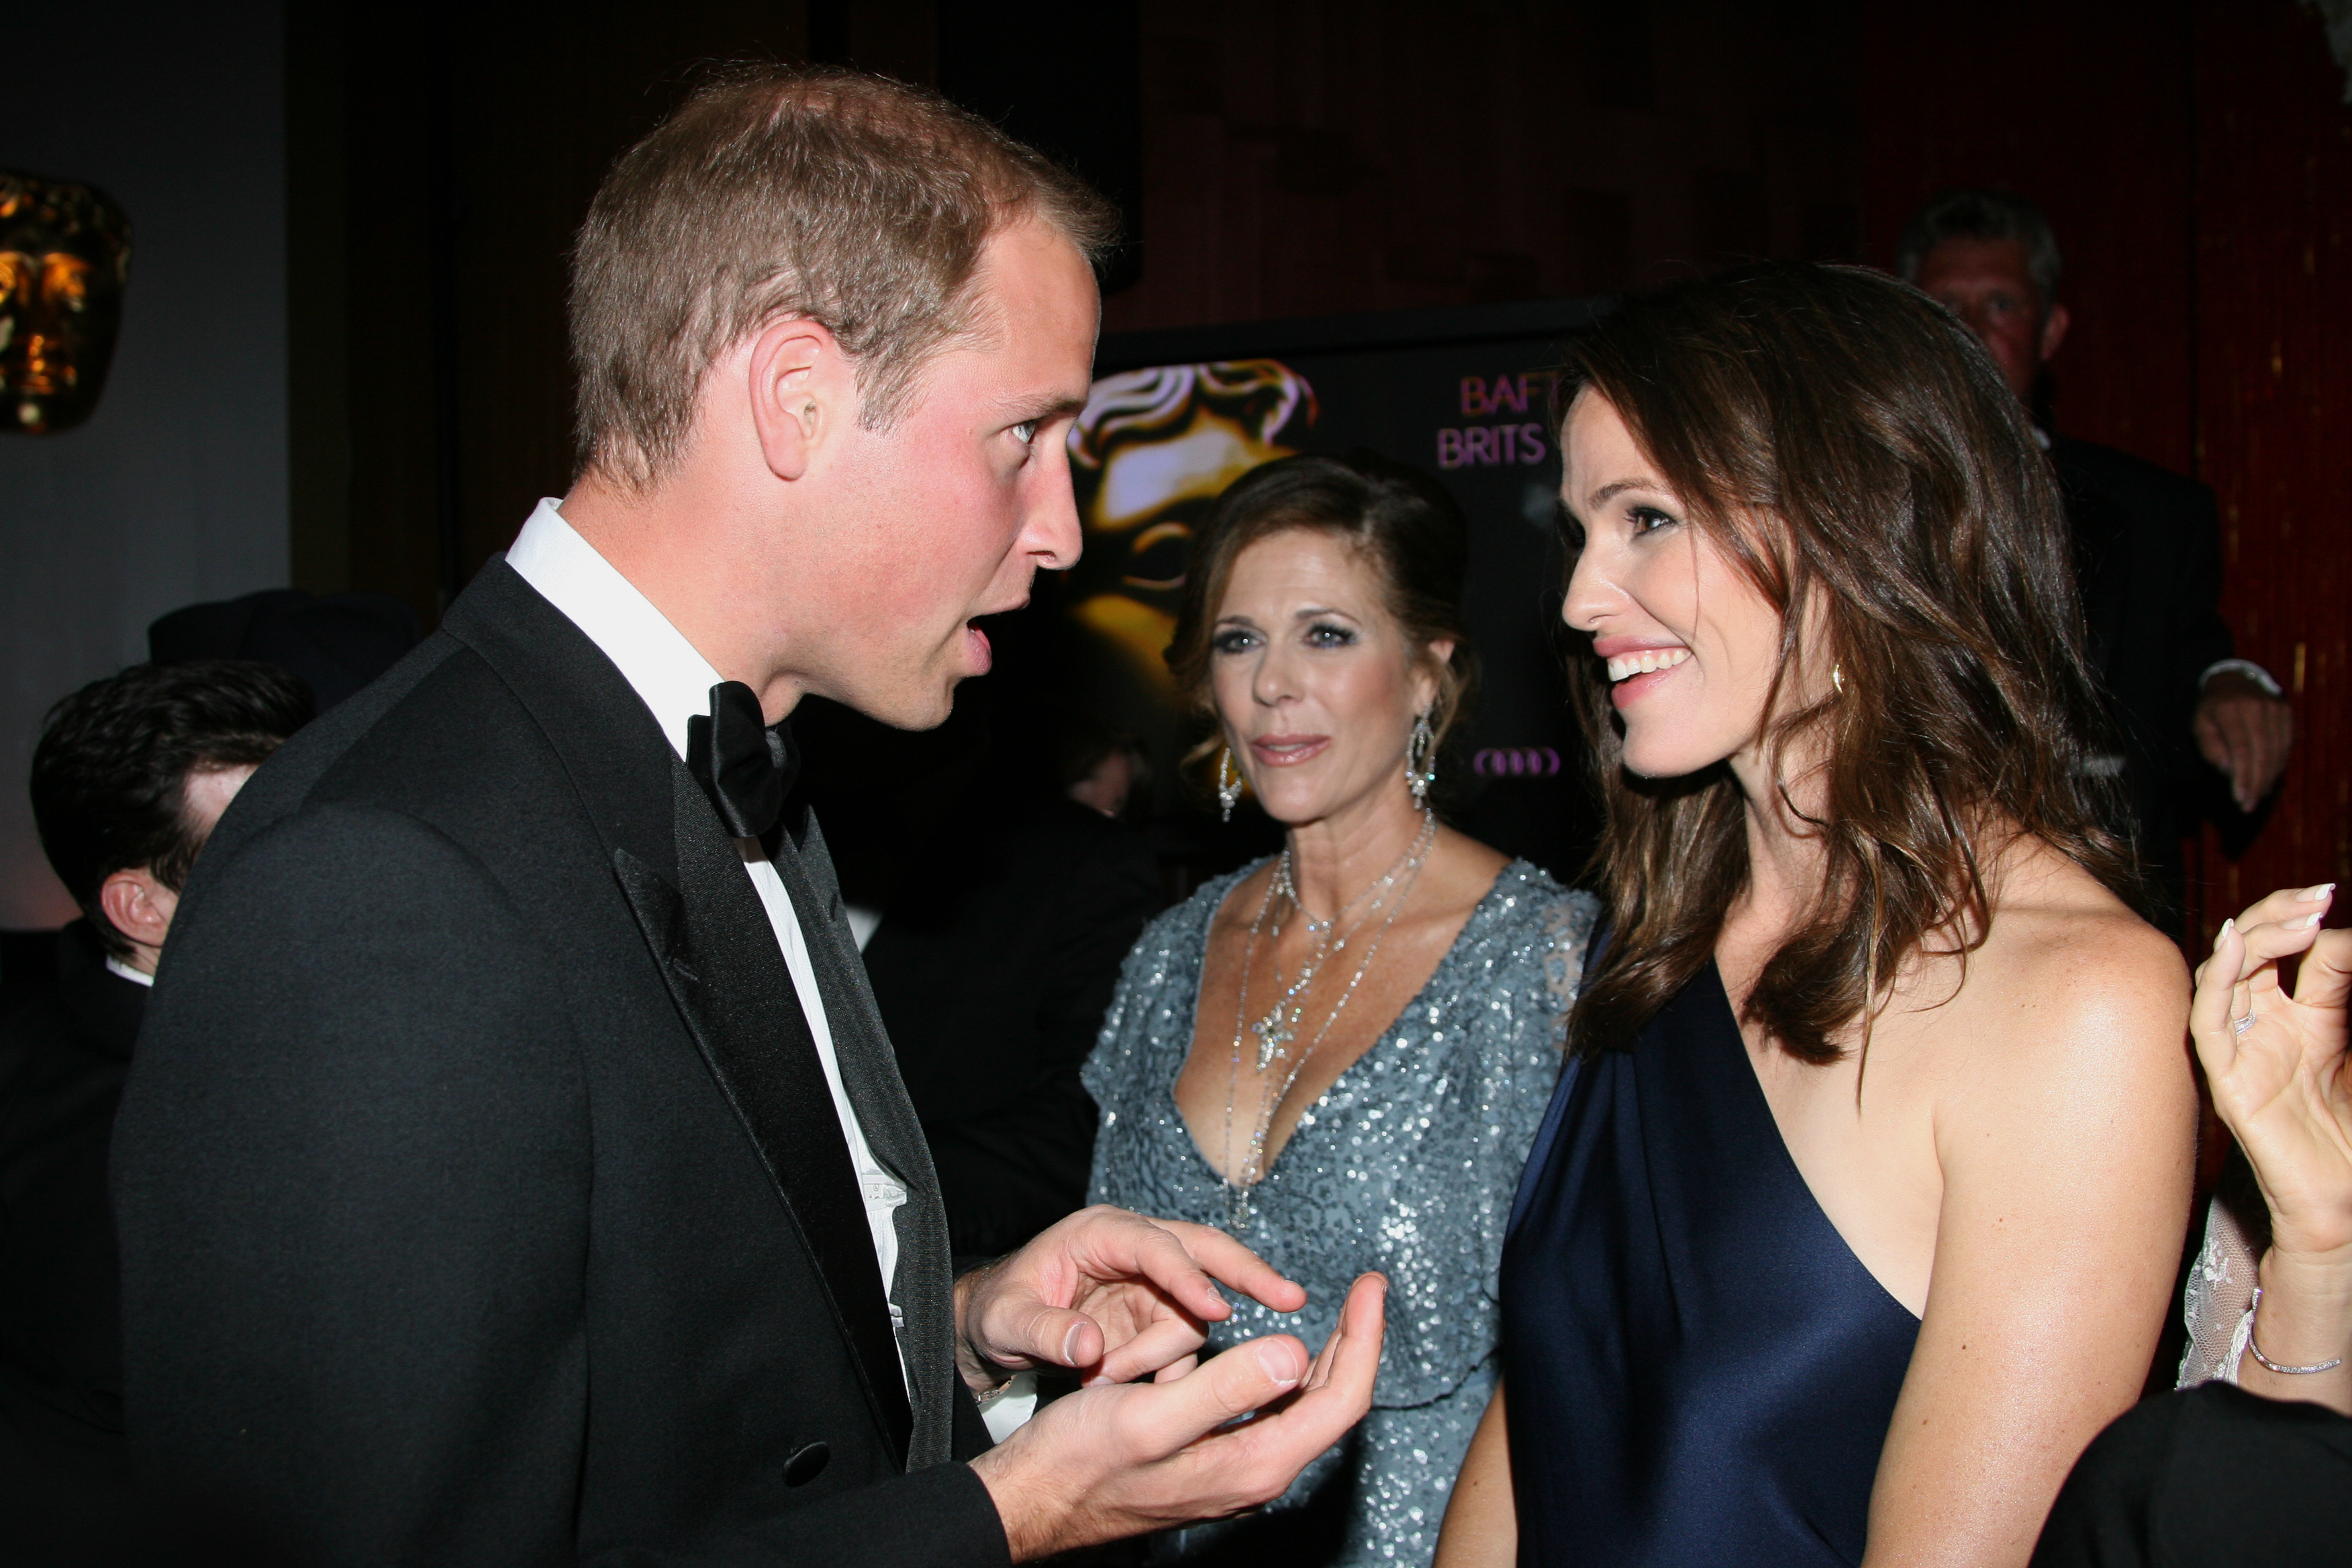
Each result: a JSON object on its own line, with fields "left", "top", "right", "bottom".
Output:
{"left": 1084, "top": 454, "right": 1597, "bottom": 1567}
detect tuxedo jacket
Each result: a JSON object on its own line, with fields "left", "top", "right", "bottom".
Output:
{"left": 2053, "top": 436, "right": 2236, "bottom": 876}
{"left": 111, "top": 561, "right": 1003, "bottom": 1567}
{"left": 0, "top": 919, "right": 146, "bottom": 1563}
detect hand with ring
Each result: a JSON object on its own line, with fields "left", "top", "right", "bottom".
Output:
{"left": 2193, "top": 883, "right": 2352, "bottom": 1408}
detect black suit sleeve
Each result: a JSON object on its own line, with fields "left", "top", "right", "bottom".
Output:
{"left": 113, "top": 805, "right": 1006, "bottom": 1568}
{"left": 1034, "top": 833, "right": 1165, "bottom": 1098}
{"left": 2033, "top": 1383, "right": 2352, "bottom": 1566}
{"left": 2166, "top": 479, "right": 2236, "bottom": 730}
{"left": 999, "top": 832, "right": 1163, "bottom": 1231}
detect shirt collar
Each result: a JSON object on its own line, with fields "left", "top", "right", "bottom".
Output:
{"left": 105, "top": 954, "right": 154, "bottom": 988}
{"left": 503, "top": 497, "right": 720, "bottom": 762}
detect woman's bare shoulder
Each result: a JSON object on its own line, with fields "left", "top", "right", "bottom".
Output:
{"left": 1434, "top": 824, "right": 1513, "bottom": 885}
{"left": 1981, "top": 836, "right": 2185, "bottom": 995}
{"left": 1937, "top": 836, "right": 2192, "bottom": 1115}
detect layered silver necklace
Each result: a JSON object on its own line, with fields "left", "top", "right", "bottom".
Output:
{"left": 1220, "top": 807, "right": 1438, "bottom": 1232}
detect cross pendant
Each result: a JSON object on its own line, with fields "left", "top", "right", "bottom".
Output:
{"left": 1251, "top": 1004, "right": 1294, "bottom": 1071}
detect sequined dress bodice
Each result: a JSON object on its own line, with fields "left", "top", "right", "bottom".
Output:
{"left": 1086, "top": 858, "right": 1595, "bottom": 1567}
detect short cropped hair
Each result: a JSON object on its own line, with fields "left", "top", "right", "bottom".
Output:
{"left": 570, "top": 66, "right": 1120, "bottom": 488}
{"left": 31, "top": 660, "right": 312, "bottom": 958}
{"left": 1894, "top": 187, "right": 2063, "bottom": 311}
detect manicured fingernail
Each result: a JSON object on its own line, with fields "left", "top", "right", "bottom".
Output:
{"left": 2300, "top": 912, "right": 2326, "bottom": 929}
{"left": 2304, "top": 883, "right": 2337, "bottom": 901}
{"left": 2216, "top": 918, "right": 2235, "bottom": 950}
{"left": 1253, "top": 1340, "right": 1301, "bottom": 1387}
{"left": 1063, "top": 1324, "right": 1085, "bottom": 1363}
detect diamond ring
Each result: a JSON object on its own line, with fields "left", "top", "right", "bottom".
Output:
{"left": 2233, "top": 1013, "right": 2258, "bottom": 1036}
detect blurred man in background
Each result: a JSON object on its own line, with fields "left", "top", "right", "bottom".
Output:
{"left": 859, "top": 715, "right": 1161, "bottom": 1261}
{"left": 0, "top": 659, "right": 309, "bottom": 1565}
{"left": 1898, "top": 189, "right": 2294, "bottom": 917}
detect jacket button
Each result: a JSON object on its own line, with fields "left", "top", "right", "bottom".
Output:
{"left": 783, "top": 1441, "right": 830, "bottom": 1487}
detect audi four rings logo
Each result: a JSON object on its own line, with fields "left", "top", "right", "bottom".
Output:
{"left": 1473, "top": 746, "right": 1563, "bottom": 777}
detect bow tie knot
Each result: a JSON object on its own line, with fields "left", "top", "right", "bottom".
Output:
{"left": 686, "top": 681, "right": 797, "bottom": 840}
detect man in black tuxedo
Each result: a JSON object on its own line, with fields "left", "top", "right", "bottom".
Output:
{"left": 1896, "top": 189, "right": 2294, "bottom": 910}
{"left": 111, "top": 69, "right": 1383, "bottom": 1566}
{"left": 2, "top": 658, "right": 309, "bottom": 1565}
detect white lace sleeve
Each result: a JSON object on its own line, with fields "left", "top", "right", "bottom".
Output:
{"left": 2179, "top": 1168, "right": 2267, "bottom": 1388}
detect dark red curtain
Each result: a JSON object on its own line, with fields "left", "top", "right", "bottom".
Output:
{"left": 1863, "top": 0, "right": 2352, "bottom": 935}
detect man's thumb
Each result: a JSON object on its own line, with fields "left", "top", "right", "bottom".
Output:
{"left": 1252, "top": 1336, "right": 1306, "bottom": 1389}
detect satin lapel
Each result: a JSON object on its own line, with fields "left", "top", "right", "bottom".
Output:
{"left": 770, "top": 812, "right": 959, "bottom": 1469}
{"left": 616, "top": 769, "right": 912, "bottom": 1466}
{"left": 441, "top": 562, "right": 913, "bottom": 1466}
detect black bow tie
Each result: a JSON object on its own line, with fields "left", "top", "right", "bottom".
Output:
{"left": 685, "top": 681, "right": 798, "bottom": 841}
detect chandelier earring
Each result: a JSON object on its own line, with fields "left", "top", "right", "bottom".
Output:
{"left": 1408, "top": 708, "right": 1436, "bottom": 803}
{"left": 1218, "top": 746, "right": 1242, "bottom": 822}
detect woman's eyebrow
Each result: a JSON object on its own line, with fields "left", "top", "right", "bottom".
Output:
{"left": 1585, "top": 476, "right": 1667, "bottom": 507}
{"left": 1291, "top": 603, "right": 1357, "bottom": 620}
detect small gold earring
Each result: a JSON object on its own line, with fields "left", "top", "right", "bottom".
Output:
{"left": 1831, "top": 662, "right": 1845, "bottom": 696}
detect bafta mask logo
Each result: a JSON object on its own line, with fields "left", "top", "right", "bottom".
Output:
{"left": 0, "top": 170, "right": 132, "bottom": 434}
{"left": 1065, "top": 360, "right": 1316, "bottom": 701}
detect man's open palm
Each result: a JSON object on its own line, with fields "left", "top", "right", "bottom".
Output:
{"left": 971, "top": 1271, "right": 1387, "bottom": 1560}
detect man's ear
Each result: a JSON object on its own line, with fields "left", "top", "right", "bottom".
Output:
{"left": 745, "top": 318, "right": 842, "bottom": 483}
{"left": 97, "top": 867, "right": 177, "bottom": 967}
{"left": 2039, "top": 301, "right": 2071, "bottom": 366}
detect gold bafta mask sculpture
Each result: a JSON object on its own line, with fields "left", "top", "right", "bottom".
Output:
{"left": 1060, "top": 360, "right": 1316, "bottom": 814}
{"left": 0, "top": 170, "right": 132, "bottom": 434}
{"left": 1065, "top": 360, "right": 1316, "bottom": 700}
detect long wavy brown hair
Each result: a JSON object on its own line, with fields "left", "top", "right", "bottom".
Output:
{"left": 1560, "top": 262, "right": 2145, "bottom": 1063}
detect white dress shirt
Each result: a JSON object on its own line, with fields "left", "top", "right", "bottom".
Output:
{"left": 505, "top": 497, "right": 910, "bottom": 1370}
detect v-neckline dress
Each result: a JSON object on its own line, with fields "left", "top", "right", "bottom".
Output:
{"left": 1500, "top": 958, "right": 1922, "bottom": 1566}
{"left": 1086, "top": 858, "right": 1596, "bottom": 1567}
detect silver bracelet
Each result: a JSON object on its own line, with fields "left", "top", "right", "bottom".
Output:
{"left": 2247, "top": 1285, "right": 2347, "bottom": 1375}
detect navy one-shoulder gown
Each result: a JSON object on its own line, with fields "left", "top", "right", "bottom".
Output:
{"left": 1500, "top": 961, "right": 1920, "bottom": 1566}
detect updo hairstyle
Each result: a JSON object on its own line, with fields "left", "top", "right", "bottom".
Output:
{"left": 1164, "top": 450, "right": 1477, "bottom": 790}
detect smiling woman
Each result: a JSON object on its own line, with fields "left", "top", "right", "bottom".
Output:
{"left": 1436, "top": 263, "right": 2200, "bottom": 1568}
{"left": 1084, "top": 452, "right": 1597, "bottom": 1568}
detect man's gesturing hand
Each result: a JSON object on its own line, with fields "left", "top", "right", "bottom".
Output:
{"left": 971, "top": 1271, "right": 1387, "bottom": 1560}
{"left": 2194, "top": 675, "right": 2294, "bottom": 814}
{"left": 957, "top": 1205, "right": 1309, "bottom": 1391}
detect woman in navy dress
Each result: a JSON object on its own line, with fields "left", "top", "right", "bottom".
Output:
{"left": 1436, "top": 263, "right": 2200, "bottom": 1567}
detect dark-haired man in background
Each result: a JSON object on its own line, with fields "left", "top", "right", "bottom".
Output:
{"left": 1898, "top": 189, "right": 2294, "bottom": 916}
{"left": 0, "top": 658, "right": 310, "bottom": 1565}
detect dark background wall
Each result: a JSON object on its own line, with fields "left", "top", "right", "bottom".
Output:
{"left": 1, "top": 1, "right": 289, "bottom": 928}
{"left": 7, "top": 0, "right": 2341, "bottom": 930}
{"left": 283, "top": 0, "right": 1877, "bottom": 622}
{"left": 1859, "top": 0, "right": 2351, "bottom": 936}
{"left": 1100, "top": 0, "right": 1864, "bottom": 330}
